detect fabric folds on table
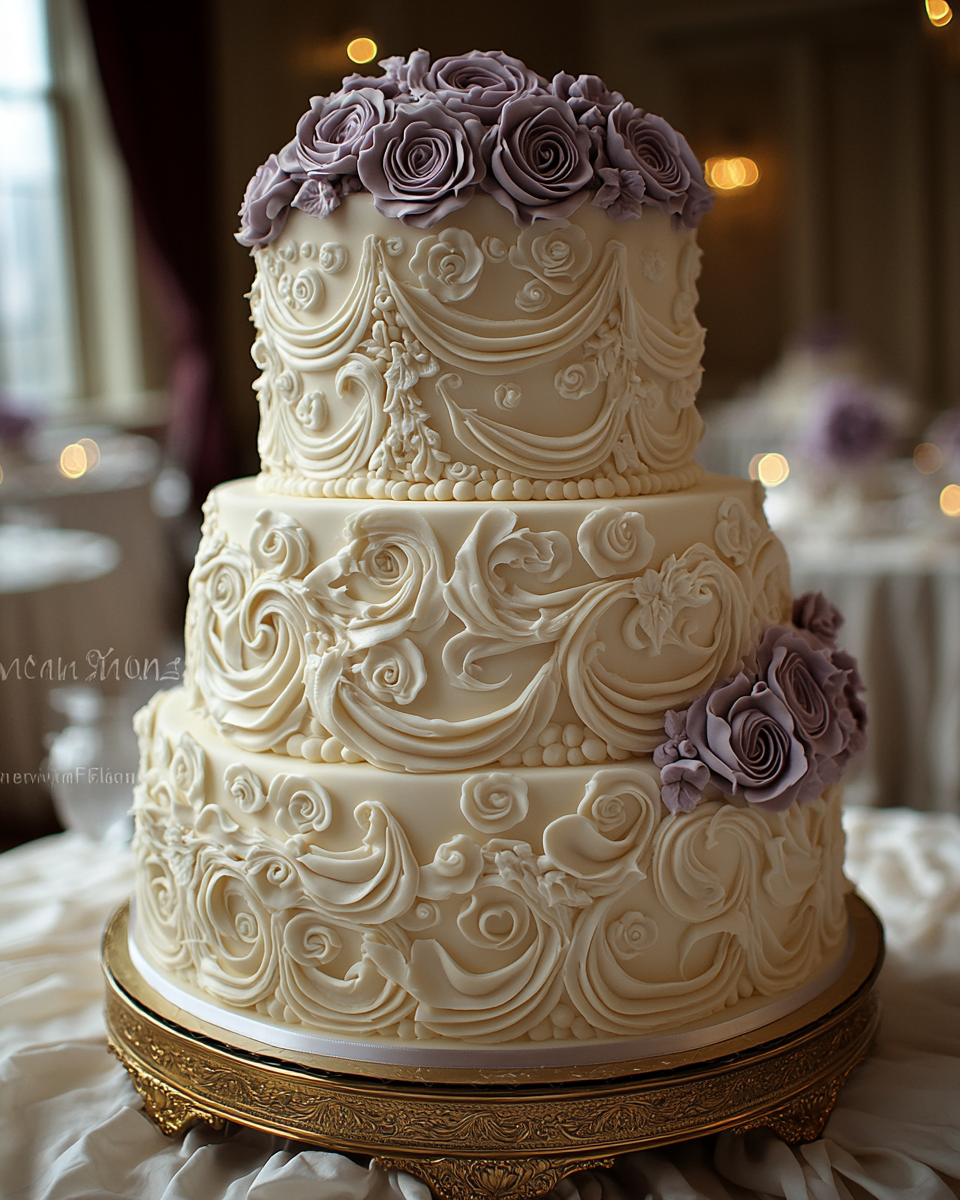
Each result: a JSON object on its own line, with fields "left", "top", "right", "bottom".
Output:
{"left": 1, "top": 810, "right": 959, "bottom": 1200}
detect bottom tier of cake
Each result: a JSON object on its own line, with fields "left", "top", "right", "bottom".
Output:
{"left": 131, "top": 687, "right": 851, "bottom": 1066}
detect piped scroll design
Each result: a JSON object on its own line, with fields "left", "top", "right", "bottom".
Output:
{"left": 252, "top": 223, "right": 706, "bottom": 494}
{"left": 132, "top": 699, "right": 848, "bottom": 1046}
{"left": 184, "top": 502, "right": 790, "bottom": 770}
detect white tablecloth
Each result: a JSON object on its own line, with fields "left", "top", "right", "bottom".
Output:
{"left": 789, "top": 535, "right": 960, "bottom": 815}
{"left": 1, "top": 812, "right": 959, "bottom": 1200}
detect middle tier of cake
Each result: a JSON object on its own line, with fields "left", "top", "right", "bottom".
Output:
{"left": 186, "top": 475, "right": 792, "bottom": 772}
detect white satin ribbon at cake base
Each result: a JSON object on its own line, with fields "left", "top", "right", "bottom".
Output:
{"left": 126, "top": 907, "right": 853, "bottom": 1070}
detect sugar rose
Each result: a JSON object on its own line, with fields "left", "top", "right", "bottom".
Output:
{"left": 481, "top": 94, "right": 593, "bottom": 226}
{"left": 358, "top": 103, "right": 486, "bottom": 227}
{"left": 289, "top": 88, "right": 393, "bottom": 179}
{"left": 410, "top": 50, "right": 544, "bottom": 123}
{"left": 236, "top": 155, "right": 302, "bottom": 249}
{"left": 685, "top": 672, "right": 809, "bottom": 812}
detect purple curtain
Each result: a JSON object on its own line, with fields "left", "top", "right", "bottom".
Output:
{"left": 83, "top": 0, "right": 234, "bottom": 499}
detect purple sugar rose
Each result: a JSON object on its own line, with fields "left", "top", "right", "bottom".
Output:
{"left": 592, "top": 166, "right": 645, "bottom": 221}
{"left": 290, "top": 88, "right": 394, "bottom": 179}
{"left": 757, "top": 625, "right": 849, "bottom": 786}
{"left": 792, "top": 591, "right": 844, "bottom": 644}
{"left": 605, "top": 105, "right": 691, "bottom": 218}
{"left": 685, "top": 672, "right": 809, "bottom": 812}
{"left": 409, "top": 50, "right": 544, "bottom": 123}
{"left": 552, "top": 72, "right": 624, "bottom": 125}
{"left": 654, "top": 710, "right": 711, "bottom": 813}
{"left": 236, "top": 154, "right": 303, "bottom": 249}
{"left": 481, "top": 94, "right": 593, "bottom": 226}
{"left": 357, "top": 102, "right": 486, "bottom": 227}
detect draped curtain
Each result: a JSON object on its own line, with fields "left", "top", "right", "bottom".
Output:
{"left": 83, "top": 0, "right": 234, "bottom": 499}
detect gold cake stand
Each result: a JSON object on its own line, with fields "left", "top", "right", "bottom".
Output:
{"left": 102, "top": 895, "right": 882, "bottom": 1200}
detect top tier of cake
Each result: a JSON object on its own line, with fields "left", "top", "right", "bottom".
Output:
{"left": 253, "top": 197, "right": 705, "bottom": 498}
{"left": 238, "top": 51, "right": 713, "bottom": 499}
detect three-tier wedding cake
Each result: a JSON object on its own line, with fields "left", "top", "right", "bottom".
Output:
{"left": 129, "top": 50, "right": 866, "bottom": 1069}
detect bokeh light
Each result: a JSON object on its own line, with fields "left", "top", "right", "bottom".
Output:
{"left": 940, "top": 484, "right": 960, "bottom": 515}
{"left": 926, "top": 0, "right": 953, "bottom": 26}
{"left": 346, "top": 37, "right": 377, "bottom": 63}
{"left": 749, "top": 452, "right": 790, "bottom": 486}
{"left": 914, "top": 442, "right": 943, "bottom": 474}
{"left": 78, "top": 437, "right": 100, "bottom": 471}
{"left": 59, "top": 443, "right": 87, "bottom": 479}
{"left": 705, "top": 156, "right": 760, "bottom": 191}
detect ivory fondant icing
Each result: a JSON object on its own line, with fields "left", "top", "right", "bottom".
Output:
{"left": 252, "top": 198, "right": 707, "bottom": 496}
{"left": 132, "top": 688, "right": 849, "bottom": 1048}
{"left": 130, "top": 50, "right": 857, "bottom": 1063}
{"left": 184, "top": 476, "right": 791, "bottom": 767}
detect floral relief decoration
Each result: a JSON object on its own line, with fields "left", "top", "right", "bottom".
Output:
{"left": 184, "top": 497, "right": 792, "bottom": 773}
{"left": 132, "top": 694, "right": 847, "bottom": 1046}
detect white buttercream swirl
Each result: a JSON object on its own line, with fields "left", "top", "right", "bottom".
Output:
{"left": 460, "top": 772, "right": 529, "bottom": 833}
{"left": 223, "top": 764, "right": 266, "bottom": 813}
{"left": 306, "top": 508, "right": 447, "bottom": 649}
{"left": 249, "top": 509, "right": 311, "bottom": 578}
{"left": 270, "top": 774, "right": 332, "bottom": 837}
{"left": 559, "top": 543, "right": 750, "bottom": 751}
{"left": 192, "top": 845, "right": 279, "bottom": 1008}
{"left": 355, "top": 638, "right": 426, "bottom": 706}
{"left": 577, "top": 508, "right": 655, "bottom": 578}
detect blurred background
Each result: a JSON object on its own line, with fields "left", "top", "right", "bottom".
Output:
{"left": 1, "top": 0, "right": 959, "bottom": 845}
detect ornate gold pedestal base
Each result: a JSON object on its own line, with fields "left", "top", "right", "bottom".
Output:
{"left": 103, "top": 896, "right": 882, "bottom": 1200}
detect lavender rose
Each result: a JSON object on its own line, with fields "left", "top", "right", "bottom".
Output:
{"left": 552, "top": 72, "right": 624, "bottom": 124}
{"left": 481, "top": 94, "right": 593, "bottom": 226}
{"left": 685, "top": 672, "right": 809, "bottom": 812}
{"left": 605, "top": 105, "right": 690, "bottom": 218}
{"left": 756, "top": 625, "right": 850, "bottom": 801}
{"left": 410, "top": 50, "right": 544, "bottom": 123}
{"left": 792, "top": 591, "right": 844, "bottom": 644}
{"left": 357, "top": 103, "right": 485, "bottom": 227}
{"left": 289, "top": 88, "right": 393, "bottom": 179}
{"left": 235, "top": 154, "right": 302, "bottom": 249}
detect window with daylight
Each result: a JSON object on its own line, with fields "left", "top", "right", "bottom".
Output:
{"left": 0, "top": 0, "right": 154, "bottom": 421}
{"left": 0, "top": 0, "right": 77, "bottom": 410}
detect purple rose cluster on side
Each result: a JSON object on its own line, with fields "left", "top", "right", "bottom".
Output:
{"left": 236, "top": 49, "right": 713, "bottom": 247}
{"left": 653, "top": 592, "right": 867, "bottom": 816}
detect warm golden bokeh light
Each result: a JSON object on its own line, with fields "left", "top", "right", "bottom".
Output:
{"left": 926, "top": 0, "right": 953, "bottom": 26}
{"left": 914, "top": 442, "right": 944, "bottom": 474}
{"left": 0, "top": 464, "right": 4, "bottom": 487}
{"left": 940, "top": 484, "right": 960, "bottom": 515}
{"left": 705, "top": 156, "right": 760, "bottom": 191}
{"left": 346, "top": 37, "right": 378, "bottom": 63}
{"left": 752, "top": 452, "right": 790, "bottom": 487}
{"left": 78, "top": 437, "right": 101, "bottom": 471}
{"left": 59, "top": 443, "right": 88, "bottom": 479}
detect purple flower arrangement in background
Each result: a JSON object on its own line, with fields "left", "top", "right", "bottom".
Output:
{"left": 237, "top": 49, "right": 713, "bottom": 246}
{"left": 802, "top": 378, "right": 895, "bottom": 470}
{"left": 654, "top": 592, "right": 867, "bottom": 815}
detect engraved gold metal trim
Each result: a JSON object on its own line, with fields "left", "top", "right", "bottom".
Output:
{"left": 103, "top": 895, "right": 883, "bottom": 1200}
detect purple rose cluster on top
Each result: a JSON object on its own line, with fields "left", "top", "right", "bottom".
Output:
{"left": 654, "top": 592, "right": 867, "bottom": 816}
{"left": 236, "top": 49, "right": 713, "bottom": 248}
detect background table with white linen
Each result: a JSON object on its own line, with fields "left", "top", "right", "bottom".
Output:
{"left": 789, "top": 534, "right": 960, "bottom": 814}
{"left": 1, "top": 809, "right": 959, "bottom": 1200}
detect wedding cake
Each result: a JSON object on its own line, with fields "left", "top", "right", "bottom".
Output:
{"left": 130, "top": 51, "right": 866, "bottom": 1070}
